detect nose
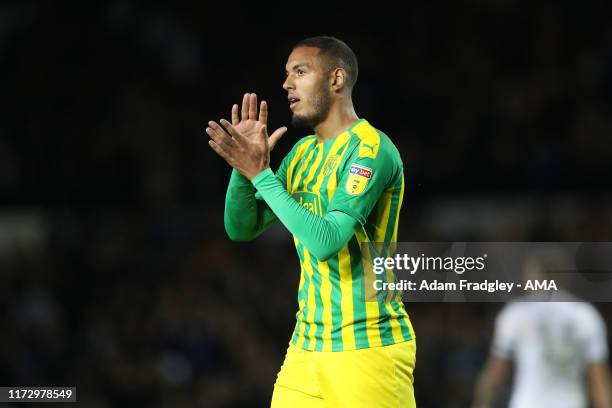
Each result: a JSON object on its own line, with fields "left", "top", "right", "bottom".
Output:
{"left": 283, "top": 74, "right": 294, "bottom": 91}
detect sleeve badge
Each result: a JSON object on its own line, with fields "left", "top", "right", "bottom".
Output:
{"left": 345, "top": 163, "right": 373, "bottom": 196}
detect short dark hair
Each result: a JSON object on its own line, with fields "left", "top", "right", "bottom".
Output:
{"left": 293, "top": 36, "right": 359, "bottom": 90}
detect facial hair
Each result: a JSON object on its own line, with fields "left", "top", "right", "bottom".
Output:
{"left": 291, "top": 82, "right": 333, "bottom": 129}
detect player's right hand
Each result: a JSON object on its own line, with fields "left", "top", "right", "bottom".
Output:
{"left": 231, "top": 93, "right": 287, "bottom": 152}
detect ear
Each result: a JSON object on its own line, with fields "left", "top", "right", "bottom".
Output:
{"left": 330, "top": 68, "right": 347, "bottom": 92}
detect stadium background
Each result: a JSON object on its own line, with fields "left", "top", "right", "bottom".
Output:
{"left": 1, "top": 1, "right": 611, "bottom": 407}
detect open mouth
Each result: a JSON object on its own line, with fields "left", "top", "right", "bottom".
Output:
{"left": 288, "top": 97, "right": 300, "bottom": 108}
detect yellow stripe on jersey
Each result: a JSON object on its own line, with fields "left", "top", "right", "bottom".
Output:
{"left": 323, "top": 137, "right": 357, "bottom": 350}
{"left": 353, "top": 120, "right": 381, "bottom": 159}
{"left": 311, "top": 132, "right": 351, "bottom": 352}
{"left": 316, "top": 259, "right": 333, "bottom": 351}
{"left": 311, "top": 132, "right": 351, "bottom": 195}
{"left": 286, "top": 138, "right": 316, "bottom": 191}
{"left": 299, "top": 143, "right": 325, "bottom": 193}
{"left": 299, "top": 248, "right": 318, "bottom": 349}
{"left": 393, "top": 173, "right": 415, "bottom": 341}
{"left": 378, "top": 184, "right": 409, "bottom": 344}
{"left": 393, "top": 172, "right": 405, "bottom": 242}
{"left": 325, "top": 141, "right": 353, "bottom": 201}
{"left": 290, "top": 147, "right": 317, "bottom": 193}
{"left": 374, "top": 190, "right": 392, "bottom": 243}
{"left": 356, "top": 228, "right": 383, "bottom": 348}
{"left": 338, "top": 246, "right": 356, "bottom": 350}
{"left": 292, "top": 236, "right": 306, "bottom": 344}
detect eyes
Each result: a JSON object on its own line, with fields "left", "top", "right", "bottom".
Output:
{"left": 284, "top": 69, "right": 307, "bottom": 78}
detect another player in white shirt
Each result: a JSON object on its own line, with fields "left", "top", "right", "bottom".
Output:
{"left": 472, "top": 256, "right": 611, "bottom": 408}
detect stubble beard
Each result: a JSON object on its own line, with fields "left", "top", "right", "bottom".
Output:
{"left": 291, "top": 84, "right": 332, "bottom": 129}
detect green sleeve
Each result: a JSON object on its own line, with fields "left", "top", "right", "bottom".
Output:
{"left": 224, "top": 144, "right": 294, "bottom": 241}
{"left": 223, "top": 170, "right": 277, "bottom": 241}
{"left": 251, "top": 168, "right": 359, "bottom": 261}
{"left": 327, "top": 142, "right": 400, "bottom": 225}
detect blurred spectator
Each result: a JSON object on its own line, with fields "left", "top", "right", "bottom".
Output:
{"left": 472, "top": 254, "right": 612, "bottom": 408}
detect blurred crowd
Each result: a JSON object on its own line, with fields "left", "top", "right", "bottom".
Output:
{"left": 1, "top": 1, "right": 611, "bottom": 407}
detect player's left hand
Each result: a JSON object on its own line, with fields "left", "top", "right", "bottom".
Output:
{"left": 231, "top": 93, "right": 288, "bottom": 152}
{"left": 206, "top": 118, "right": 282, "bottom": 180}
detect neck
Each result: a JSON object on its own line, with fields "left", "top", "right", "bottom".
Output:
{"left": 313, "top": 98, "right": 359, "bottom": 143}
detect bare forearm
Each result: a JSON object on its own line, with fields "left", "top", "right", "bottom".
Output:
{"left": 472, "top": 374, "right": 495, "bottom": 408}
{"left": 589, "top": 362, "right": 612, "bottom": 408}
{"left": 472, "top": 357, "right": 511, "bottom": 408}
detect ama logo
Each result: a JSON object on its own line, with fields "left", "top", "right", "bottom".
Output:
{"left": 524, "top": 280, "right": 558, "bottom": 291}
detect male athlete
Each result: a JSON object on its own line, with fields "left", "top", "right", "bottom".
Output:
{"left": 472, "top": 254, "right": 612, "bottom": 408}
{"left": 206, "top": 36, "right": 416, "bottom": 407}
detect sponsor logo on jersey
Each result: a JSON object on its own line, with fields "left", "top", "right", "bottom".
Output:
{"left": 292, "top": 191, "right": 323, "bottom": 216}
{"left": 346, "top": 163, "right": 373, "bottom": 196}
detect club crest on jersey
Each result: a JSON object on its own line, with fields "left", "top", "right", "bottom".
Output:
{"left": 322, "top": 155, "right": 339, "bottom": 176}
{"left": 346, "top": 163, "right": 373, "bottom": 196}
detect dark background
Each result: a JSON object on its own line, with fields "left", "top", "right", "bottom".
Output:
{"left": 1, "top": 1, "right": 611, "bottom": 407}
